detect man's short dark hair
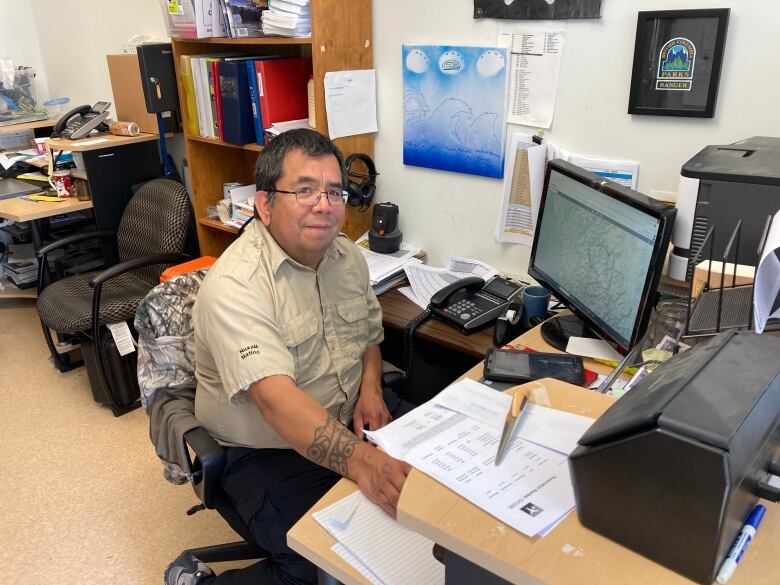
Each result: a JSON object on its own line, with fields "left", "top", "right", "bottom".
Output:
{"left": 254, "top": 129, "right": 346, "bottom": 208}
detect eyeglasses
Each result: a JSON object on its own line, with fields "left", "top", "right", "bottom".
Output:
{"left": 272, "top": 187, "right": 348, "bottom": 207}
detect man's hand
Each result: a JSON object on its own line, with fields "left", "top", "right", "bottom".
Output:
{"left": 352, "top": 385, "right": 391, "bottom": 440}
{"left": 351, "top": 443, "right": 412, "bottom": 517}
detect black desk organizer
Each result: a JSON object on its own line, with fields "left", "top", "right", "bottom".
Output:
{"left": 681, "top": 214, "right": 778, "bottom": 343}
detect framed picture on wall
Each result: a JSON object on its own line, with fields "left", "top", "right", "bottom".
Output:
{"left": 628, "top": 9, "right": 729, "bottom": 117}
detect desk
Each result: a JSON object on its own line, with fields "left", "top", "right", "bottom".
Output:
{"left": 288, "top": 324, "right": 779, "bottom": 585}
{"left": 0, "top": 195, "right": 93, "bottom": 224}
{"left": 0, "top": 196, "right": 94, "bottom": 299}
{"left": 378, "top": 288, "right": 497, "bottom": 404}
{"left": 47, "top": 133, "right": 162, "bottom": 264}
{"left": 0, "top": 117, "right": 54, "bottom": 134}
{"left": 377, "top": 290, "right": 614, "bottom": 403}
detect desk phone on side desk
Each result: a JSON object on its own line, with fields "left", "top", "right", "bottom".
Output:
{"left": 430, "top": 276, "right": 523, "bottom": 334}
{"left": 52, "top": 101, "right": 111, "bottom": 140}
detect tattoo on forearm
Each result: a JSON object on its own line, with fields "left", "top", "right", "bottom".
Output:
{"left": 307, "top": 414, "right": 360, "bottom": 476}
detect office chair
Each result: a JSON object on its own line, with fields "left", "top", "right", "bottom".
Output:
{"left": 135, "top": 262, "right": 402, "bottom": 584}
{"left": 35, "top": 178, "right": 195, "bottom": 415}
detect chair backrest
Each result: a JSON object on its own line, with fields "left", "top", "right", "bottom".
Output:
{"left": 118, "top": 178, "right": 194, "bottom": 285}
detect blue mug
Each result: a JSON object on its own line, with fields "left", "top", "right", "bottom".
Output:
{"left": 523, "top": 286, "right": 551, "bottom": 321}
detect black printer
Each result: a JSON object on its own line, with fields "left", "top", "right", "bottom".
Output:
{"left": 570, "top": 330, "right": 780, "bottom": 584}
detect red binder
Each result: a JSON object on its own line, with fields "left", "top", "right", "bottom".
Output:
{"left": 253, "top": 57, "right": 312, "bottom": 130}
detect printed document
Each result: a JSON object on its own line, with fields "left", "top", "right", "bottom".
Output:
{"left": 404, "top": 258, "right": 499, "bottom": 307}
{"left": 366, "top": 379, "right": 595, "bottom": 537}
{"left": 495, "top": 133, "right": 547, "bottom": 245}
{"left": 313, "top": 490, "right": 444, "bottom": 585}
{"left": 498, "top": 27, "right": 564, "bottom": 128}
{"left": 324, "top": 69, "right": 378, "bottom": 140}
{"left": 569, "top": 154, "right": 639, "bottom": 190}
{"left": 754, "top": 209, "right": 780, "bottom": 333}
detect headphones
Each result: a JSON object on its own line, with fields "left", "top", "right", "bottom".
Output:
{"left": 344, "top": 152, "right": 378, "bottom": 210}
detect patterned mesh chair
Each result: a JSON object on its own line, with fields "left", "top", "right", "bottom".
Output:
{"left": 36, "top": 178, "right": 195, "bottom": 415}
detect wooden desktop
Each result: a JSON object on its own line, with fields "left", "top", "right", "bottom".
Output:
{"left": 287, "top": 320, "right": 779, "bottom": 585}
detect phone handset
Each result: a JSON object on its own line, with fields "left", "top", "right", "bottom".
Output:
{"left": 429, "top": 276, "right": 485, "bottom": 308}
{"left": 51, "top": 105, "right": 91, "bottom": 137}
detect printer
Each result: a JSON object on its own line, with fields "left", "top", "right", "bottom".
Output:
{"left": 570, "top": 330, "right": 780, "bottom": 584}
{"left": 668, "top": 137, "right": 780, "bottom": 280}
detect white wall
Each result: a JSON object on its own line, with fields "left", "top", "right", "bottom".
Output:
{"left": 5, "top": 0, "right": 778, "bottom": 276}
{"left": 29, "top": 0, "right": 169, "bottom": 120}
{"left": 373, "top": 0, "right": 780, "bottom": 275}
{"left": 0, "top": 0, "right": 49, "bottom": 107}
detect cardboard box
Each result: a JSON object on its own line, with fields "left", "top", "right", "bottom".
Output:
{"left": 106, "top": 54, "right": 178, "bottom": 134}
{"left": 693, "top": 260, "right": 755, "bottom": 296}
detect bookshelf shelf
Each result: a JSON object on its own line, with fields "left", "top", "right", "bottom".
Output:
{"left": 186, "top": 133, "right": 264, "bottom": 152}
{"left": 198, "top": 217, "right": 240, "bottom": 234}
{"left": 173, "top": 0, "right": 375, "bottom": 258}
{"left": 179, "top": 36, "right": 313, "bottom": 47}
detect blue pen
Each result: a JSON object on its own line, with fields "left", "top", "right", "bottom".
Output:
{"left": 716, "top": 504, "right": 766, "bottom": 584}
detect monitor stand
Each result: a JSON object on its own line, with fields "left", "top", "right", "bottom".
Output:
{"left": 540, "top": 314, "right": 598, "bottom": 352}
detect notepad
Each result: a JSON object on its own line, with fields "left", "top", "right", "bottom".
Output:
{"left": 313, "top": 491, "right": 444, "bottom": 585}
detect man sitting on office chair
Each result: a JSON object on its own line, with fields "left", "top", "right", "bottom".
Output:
{"left": 165, "top": 129, "right": 413, "bottom": 585}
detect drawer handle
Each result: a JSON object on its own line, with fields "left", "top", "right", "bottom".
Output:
{"left": 98, "top": 153, "right": 115, "bottom": 158}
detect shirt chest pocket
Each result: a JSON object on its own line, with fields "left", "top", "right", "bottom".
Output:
{"left": 280, "top": 312, "right": 319, "bottom": 382}
{"left": 335, "top": 298, "right": 369, "bottom": 360}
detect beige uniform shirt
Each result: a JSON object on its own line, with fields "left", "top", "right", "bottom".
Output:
{"left": 193, "top": 220, "right": 384, "bottom": 449}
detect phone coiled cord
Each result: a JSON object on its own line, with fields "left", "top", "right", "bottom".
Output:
{"left": 402, "top": 307, "right": 432, "bottom": 379}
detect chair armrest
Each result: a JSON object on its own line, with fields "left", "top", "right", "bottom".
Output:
{"left": 183, "top": 426, "right": 226, "bottom": 510}
{"left": 37, "top": 230, "right": 115, "bottom": 257}
{"left": 382, "top": 370, "right": 405, "bottom": 393}
{"left": 88, "top": 253, "right": 192, "bottom": 287}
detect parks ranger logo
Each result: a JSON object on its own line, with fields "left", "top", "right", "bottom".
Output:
{"left": 239, "top": 344, "right": 260, "bottom": 360}
{"left": 656, "top": 37, "right": 695, "bottom": 91}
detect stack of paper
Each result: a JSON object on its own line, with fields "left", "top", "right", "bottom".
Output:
{"left": 355, "top": 232, "right": 421, "bottom": 295}
{"left": 401, "top": 257, "right": 499, "bottom": 308}
{"left": 222, "top": 184, "right": 256, "bottom": 230}
{"left": 313, "top": 490, "right": 444, "bottom": 585}
{"left": 265, "top": 118, "right": 311, "bottom": 140}
{"left": 2, "top": 243, "right": 38, "bottom": 289}
{"left": 365, "top": 379, "right": 596, "bottom": 538}
{"left": 262, "top": 0, "right": 311, "bottom": 37}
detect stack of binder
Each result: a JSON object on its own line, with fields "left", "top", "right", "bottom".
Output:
{"left": 180, "top": 54, "right": 311, "bottom": 146}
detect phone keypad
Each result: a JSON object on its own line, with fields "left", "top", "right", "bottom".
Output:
{"left": 447, "top": 299, "right": 484, "bottom": 321}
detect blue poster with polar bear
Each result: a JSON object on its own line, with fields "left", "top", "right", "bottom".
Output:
{"left": 403, "top": 44, "right": 508, "bottom": 179}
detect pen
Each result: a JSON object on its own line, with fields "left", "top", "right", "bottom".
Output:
{"left": 716, "top": 504, "right": 766, "bottom": 584}
{"left": 495, "top": 390, "right": 528, "bottom": 466}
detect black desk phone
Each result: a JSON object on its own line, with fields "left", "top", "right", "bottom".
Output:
{"left": 430, "top": 276, "right": 523, "bottom": 334}
{"left": 52, "top": 101, "right": 111, "bottom": 140}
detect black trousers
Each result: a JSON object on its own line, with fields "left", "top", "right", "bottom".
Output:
{"left": 205, "top": 388, "right": 415, "bottom": 585}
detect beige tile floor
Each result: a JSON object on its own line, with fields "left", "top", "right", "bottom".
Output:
{"left": 0, "top": 299, "right": 250, "bottom": 585}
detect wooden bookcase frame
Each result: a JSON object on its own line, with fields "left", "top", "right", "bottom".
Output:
{"left": 171, "top": 0, "right": 374, "bottom": 257}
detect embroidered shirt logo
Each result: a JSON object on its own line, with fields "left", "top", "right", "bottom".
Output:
{"left": 239, "top": 344, "right": 260, "bottom": 360}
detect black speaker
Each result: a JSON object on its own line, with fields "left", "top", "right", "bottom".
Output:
{"left": 368, "top": 202, "right": 402, "bottom": 254}
{"left": 136, "top": 43, "right": 180, "bottom": 113}
{"left": 344, "top": 152, "right": 378, "bottom": 210}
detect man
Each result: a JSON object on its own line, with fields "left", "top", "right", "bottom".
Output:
{"left": 165, "top": 129, "right": 412, "bottom": 585}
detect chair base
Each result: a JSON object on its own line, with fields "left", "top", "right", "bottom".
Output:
{"left": 181, "top": 542, "right": 342, "bottom": 585}
{"left": 184, "top": 541, "right": 266, "bottom": 564}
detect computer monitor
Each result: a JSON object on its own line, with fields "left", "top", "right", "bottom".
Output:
{"left": 528, "top": 160, "right": 677, "bottom": 354}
